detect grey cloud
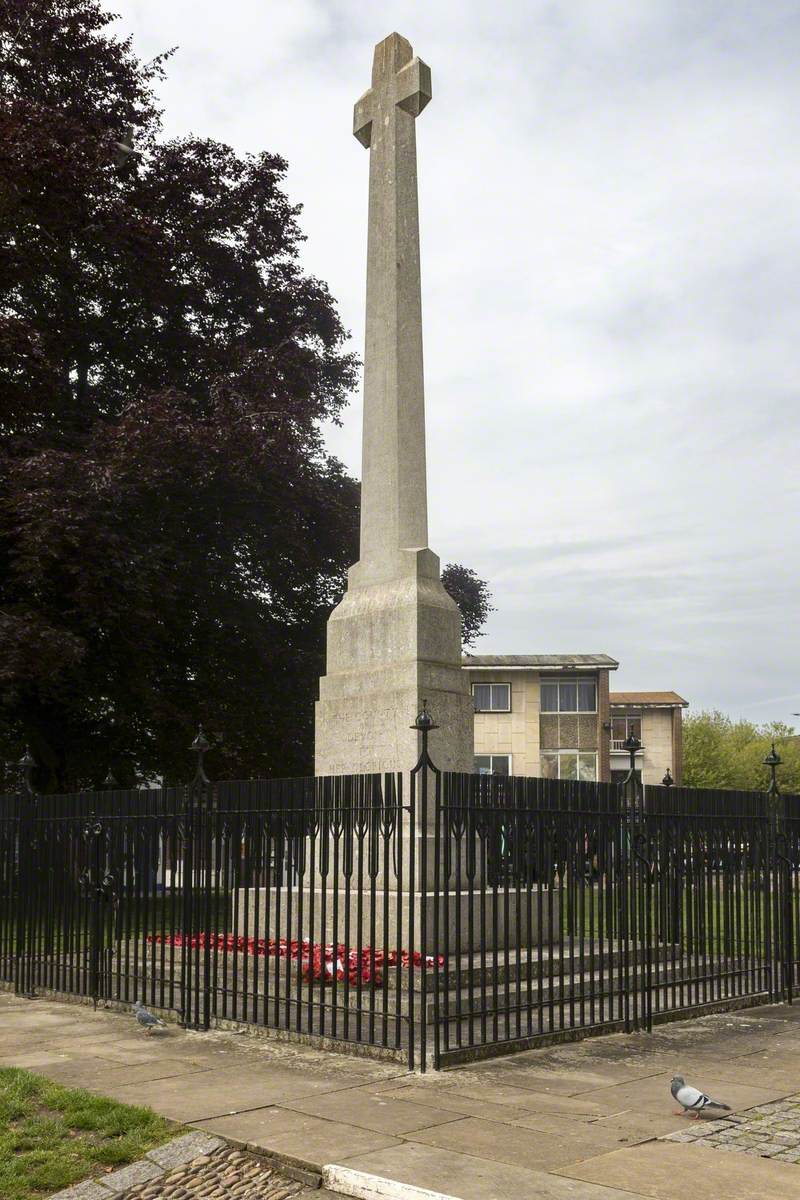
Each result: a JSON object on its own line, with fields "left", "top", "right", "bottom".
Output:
{"left": 110, "top": 0, "right": 800, "bottom": 725}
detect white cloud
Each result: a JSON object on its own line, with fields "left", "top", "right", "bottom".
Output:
{"left": 111, "top": 1, "right": 800, "bottom": 724}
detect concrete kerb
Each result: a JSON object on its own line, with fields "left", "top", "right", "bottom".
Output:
{"left": 324, "top": 1164, "right": 458, "bottom": 1200}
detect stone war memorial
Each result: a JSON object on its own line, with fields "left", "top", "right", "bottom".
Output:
{"left": 3, "top": 32, "right": 798, "bottom": 1075}
{"left": 314, "top": 32, "right": 474, "bottom": 779}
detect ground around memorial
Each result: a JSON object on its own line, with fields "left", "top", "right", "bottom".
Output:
{"left": 2, "top": 990, "right": 800, "bottom": 1200}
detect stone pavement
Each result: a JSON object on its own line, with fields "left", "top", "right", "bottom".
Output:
{"left": 3, "top": 991, "right": 800, "bottom": 1199}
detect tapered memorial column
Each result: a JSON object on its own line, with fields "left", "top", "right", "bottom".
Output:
{"left": 315, "top": 33, "right": 473, "bottom": 777}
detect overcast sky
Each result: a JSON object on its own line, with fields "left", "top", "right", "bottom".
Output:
{"left": 113, "top": 1, "right": 799, "bottom": 725}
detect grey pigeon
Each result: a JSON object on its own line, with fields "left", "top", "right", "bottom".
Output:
{"left": 133, "top": 1000, "right": 167, "bottom": 1035}
{"left": 671, "top": 1075, "right": 731, "bottom": 1118}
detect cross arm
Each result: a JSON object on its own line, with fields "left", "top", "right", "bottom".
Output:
{"left": 396, "top": 56, "right": 432, "bottom": 117}
{"left": 353, "top": 87, "right": 374, "bottom": 148}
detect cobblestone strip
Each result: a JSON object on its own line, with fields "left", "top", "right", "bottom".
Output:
{"left": 667, "top": 1093, "right": 800, "bottom": 1164}
{"left": 124, "top": 1146, "right": 305, "bottom": 1200}
{"left": 51, "top": 1135, "right": 308, "bottom": 1200}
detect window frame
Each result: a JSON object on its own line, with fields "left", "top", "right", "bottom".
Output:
{"left": 474, "top": 753, "right": 512, "bottom": 775}
{"left": 611, "top": 713, "right": 642, "bottom": 743}
{"left": 472, "top": 682, "right": 512, "bottom": 713}
{"left": 540, "top": 676, "right": 597, "bottom": 714}
{"left": 540, "top": 750, "right": 598, "bottom": 781}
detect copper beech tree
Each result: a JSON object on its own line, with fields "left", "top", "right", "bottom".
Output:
{"left": 0, "top": 0, "right": 364, "bottom": 788}
{"left": 0, "top": 1, "right": 492, "bottom": 789}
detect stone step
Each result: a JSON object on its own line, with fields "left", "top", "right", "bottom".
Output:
{"left": 129, "top": 938, "right": 679, "bottom": 994}
{"left": 122, "top": 945, "right": 746, "bottom": 1025}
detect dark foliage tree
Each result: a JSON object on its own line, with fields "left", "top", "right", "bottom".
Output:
{"left": 441, "top": 563, "right": 494, "bottom": 649}
{"left": 0, "top": 0, "right": 360, "bottom": 789}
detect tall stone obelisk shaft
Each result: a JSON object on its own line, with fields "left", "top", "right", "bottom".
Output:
{"left": 357, "top": 35, "right": 428, "bottom": 570}
{"left": 314, "top": 33, "right": 473, "bottom": 777}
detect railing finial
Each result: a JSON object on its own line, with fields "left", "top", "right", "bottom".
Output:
{"left": 190, "top": 724, "right": 210, "bottom": 787}
{"left": 18, "top": 747, "right": 35, "bottom": 796}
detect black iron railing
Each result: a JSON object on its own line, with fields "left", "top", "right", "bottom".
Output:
{"left": 1, "top": 736, "right": 797, "bottom": 1070}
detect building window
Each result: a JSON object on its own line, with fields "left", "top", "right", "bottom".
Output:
{"left": 540, "top": 678, "right": 596, "bottom": 713}
{"left": 472, "top": 683, "right": 511, "bottom": 712}
{"left": 541, "top": 751, "right": 597, "bottom": 781}
{"left": 611, "top": 714, "right": 641, "bottom": 750}
{"left": 474, "top": 754, "right": 511, "bottom": 775}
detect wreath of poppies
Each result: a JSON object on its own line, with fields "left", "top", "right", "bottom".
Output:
{"left": 146, "top": 933, "right": 442, "bottom": 987}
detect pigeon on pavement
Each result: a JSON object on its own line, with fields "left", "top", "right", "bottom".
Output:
{"left": 671, "top": 1075, "right": 731, "bottom": 1118}
{"left": 133, "top": 1000, "right": 167, "bottom": 1035}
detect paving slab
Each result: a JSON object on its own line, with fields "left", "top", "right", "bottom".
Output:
{"left": 376, "top": 1083, "right": 597, "bottom": 1134}
{"left": 29, "top": 1054, "right": 210, "bottom": 1090}
{"left": 570, "top": 1070, "right": 785, "bottom": 1115}
{"left": 95, "top": 1062, "right": 373, "bottom": 1122}
{"left": 465, "top": 1056, "right": 668, "bottom": 1093}
{"left": 556, "top": 1138, "right": 800, "bottom": 1200}
{"left": 333, "top": 1142, "right": 650, "bottom": 1199}
{"left": 194, "top": 1106, "right": 403, "bottom": 1170}
{"left": 0, "top": 1008, "right": 94, "bottom": 1029}
{"left": 580, "top": 1109, "right": 690, "bottom": 1141}
{"left": 29, "top": 1035, "right": 180, "bottom": 1065}
{"left": 415, "top": 1076, "right": 608, "bottom": 1118}
{"left": 280, "top": 1089, "right": 466, "bottom": 1136}
{"left": 405, "top": 1114, "right": 637, "bottom": 1173}
{"left": 0, "top": 1029, "right": 89, "bottom": 1054}
{"left": 0, "top": 1049, "right": 77, "bottom": 1068}
{"left": 695, "top": 1059, "right": 800, "bottom": 1091}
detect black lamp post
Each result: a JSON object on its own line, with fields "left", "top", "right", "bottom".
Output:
{"left": 764, "top": 742, "right": 781, "bottom": 802}
{"left": 623, "top": 731, "right": 642, "bottom": 804}
{"left": 623, "top": 731, "right": 641, "bottom": 772}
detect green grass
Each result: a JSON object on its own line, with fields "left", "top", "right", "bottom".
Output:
{"left": 0, "top": 890, "right": 230, "bottom": 956}
{"left": 0, "top": 1069, "right": 175, "bottom": 1200}
{"left": 559, "top": 881, "right": 788, "bottom": 958}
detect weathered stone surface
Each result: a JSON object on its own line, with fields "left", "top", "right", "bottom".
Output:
{"left": 147, "top": 1132, "right": 224, "bottom": 1169}
{"left": 558, "top": 1139, "right": 800, "bottom": 1198}
{"left": 315, "top": 33, "right": 473, "bottom": 778}
{"left": 100, "top": 1158, "right": 162, "bottom": 1191}
{"left": 50, "top": 1181, "right": 114, "bottom": 1200}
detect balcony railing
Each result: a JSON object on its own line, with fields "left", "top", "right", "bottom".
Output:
{"left": 611, "top": 739, "right": 643, "bottom": 752}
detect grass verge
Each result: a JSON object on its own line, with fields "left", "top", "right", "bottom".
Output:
{"left": 0, "top": 1068, "right": 175, "bottom": 1200}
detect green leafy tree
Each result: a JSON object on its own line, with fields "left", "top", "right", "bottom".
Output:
{"left": 0, "top": 0, "right": 359, "bottom": 789}
{"left": 683, "top": 711, "right": 800, "bottom": 793}
{"left": 441, "top": 563, "right": 494, "bottom": 649}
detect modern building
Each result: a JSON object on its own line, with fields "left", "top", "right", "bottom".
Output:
{"left": 464, "top": 655, "right": 687, "bottom": 785}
